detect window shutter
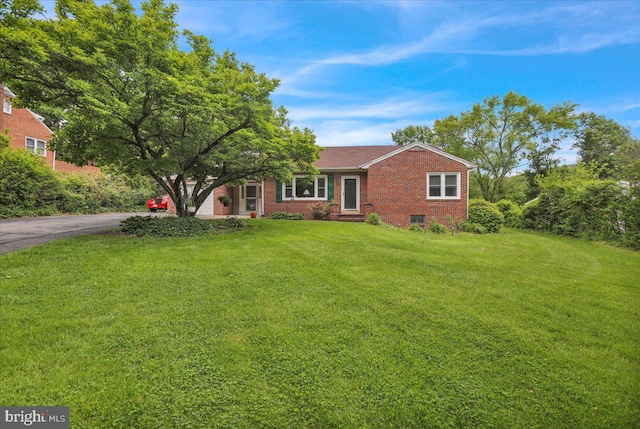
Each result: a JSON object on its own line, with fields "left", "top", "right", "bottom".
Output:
{"left": 276, "top": 180, "right": 282, "bottom": 202}
{"left": 327, "top": 174, "right": 334, "bottom": 201}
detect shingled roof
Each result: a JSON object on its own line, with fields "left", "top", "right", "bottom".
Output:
{"left": 315, "top": 144, "right": 476, "bottom": 170}
{"left": 315, "top": 146, "right": 399, "bottom": 170}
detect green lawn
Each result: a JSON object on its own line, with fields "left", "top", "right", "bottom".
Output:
{"left": 1, "top": 220, "right": 638, "bottom": 428}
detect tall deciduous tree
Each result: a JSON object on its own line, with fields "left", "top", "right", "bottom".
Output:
{"left": 391, "top": 125, "right": 434, "bottom": 146}
{"left": 0, "top": 0, "right": 319, "bottom": 216}
{"left": 433, "top": 91, "right": 576, "bottom": 202}
{"left": 573, "top": 112, "right": 638, "bottom": 179}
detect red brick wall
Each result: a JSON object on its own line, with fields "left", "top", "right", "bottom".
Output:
{"left": 367, "top": 148, "right": 469, "bottom": 228}
{"left": 262, "top": 149, "right": 469, "bottom": 227}
{"left": 213, "top": 185, "right": 233, "bottom": 216}
{"left": 263, "top": 177, "right": 315, "bottom": 219}
{"left": 1, "top": 94, "right": 99, "bottom": 173}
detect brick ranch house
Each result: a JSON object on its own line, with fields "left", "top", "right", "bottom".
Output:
{"left": 174, "top": 142, "right": 475, "bottom": 228}
{"left": 1, "top": 85, "right": 99, "bottom": 173}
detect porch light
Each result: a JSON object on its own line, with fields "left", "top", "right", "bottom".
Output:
{"left": 303, "top": 189, "right": 310, "bottom": 197}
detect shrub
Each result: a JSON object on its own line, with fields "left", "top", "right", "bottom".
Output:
{"left": 620, "top": 187, "right": 640, "bottom": 250}
{"left": 408, "top": 224, "right": 423, "bottom": 232}
{"left": 308, "top": 202, "right": 330, "bottom": 220}
{"left": 58, "top": 172, "right": 155, "bottom": 214}
{"left": 225, "top": 216, "right": 246, "bottom": 228}
{"left": 270, "top": 212, "right": 305, "bottom": 220}
{"left": 366, "top": 213, "right": 382, "bottom": 225}
{"left": 120, "top": 216, "right": 213, "bottom": 237}
{"left": 495, "top": 199, "right": 523, "bottom": 228}
{"left": 428, "top": 219, "right": 448, "bottom": 234}
{"left": 456, "top": 221, "right": 488, "bottom": 234}
{"left": 520, "top": 164, "right": 640, "bottom": 249}
{"left": 0, "top": 144, "right": 64, "bottom": 218}
{"left": 467, "top": 199, "right": 504, "bottom": 233}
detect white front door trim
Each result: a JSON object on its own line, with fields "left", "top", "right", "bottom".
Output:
{"left": 341, "top": 175, "right": 360, "bottom": 212}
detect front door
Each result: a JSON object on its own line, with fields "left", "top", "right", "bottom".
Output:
{"left": 241, "top": 184, "right": 259, "bottom": 213}
{"left": 342, "top": 176, "right": 359, "bottom": 211}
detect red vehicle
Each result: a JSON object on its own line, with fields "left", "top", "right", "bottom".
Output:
{"left": 147, "top": 195, "right": 168, "bottom": 212}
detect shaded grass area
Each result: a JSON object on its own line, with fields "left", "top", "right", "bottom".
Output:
{"left": 1, "top": 221, "right": 638, "bottom": 428}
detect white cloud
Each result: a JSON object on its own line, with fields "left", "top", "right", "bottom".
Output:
{"left": 287, "top": 93, "right": 458, "bottom": 122}
{"left": 310, "top": 120, "right": 407, "bottom": 147}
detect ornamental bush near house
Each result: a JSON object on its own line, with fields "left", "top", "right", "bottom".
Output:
{"left": 495, "top": 199, "right": 523, "bottom": 228}
{"left": 308, "top": 202, "right": 331, "bottom": 220}
{"left": 366, "top": 213, "right": 382, "bottom": 225}
{"left": 428, "top": 219, "right": 448, "bottom": 234}
{"left": 270, "top": 212, "right": 305, "bottom": 220}
{"left": 467, "top": 199, "right": 504, "bottom": 233}
{"left": 408, "top": 224, "right": 423, "bottom": 232}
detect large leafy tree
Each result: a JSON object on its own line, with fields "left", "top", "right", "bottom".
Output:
{"left": 0, "top": 0, "right": 319, "bottom": 216}
{"left": 573, "top": 112, "right": 639, "bottom": 180}
{"left": 432, "top": 92, "right": 576, "bottom": 202}
{"left": 391, "top": 125, "right": 434, "bottom": 146}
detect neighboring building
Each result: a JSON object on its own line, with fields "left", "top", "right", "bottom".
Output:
{"left": 174, "top": 142, "right": 475, "bottom": 228}
{"left": 1, "top": 85, "right": 99, "bottom": 173}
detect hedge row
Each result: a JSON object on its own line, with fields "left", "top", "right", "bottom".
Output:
{"left": 0, "top": 145, "right": 157, "bottom": 218}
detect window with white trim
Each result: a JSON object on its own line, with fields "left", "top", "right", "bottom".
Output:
{"left": 26, "top": 137, "right": 47, "bottom": 157}
{"left": 283, "top": 175, "right": 328, "bottom": 199}
{"left": 3, "top": 99, "right": 11, "bottom": 114}
{"left": 427, "top": 173, "right": 460, "bottom": 199}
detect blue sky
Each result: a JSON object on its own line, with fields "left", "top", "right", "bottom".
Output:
{"left": 45, "top": 0, "right": 640, "bottom": 163}
{"left": 172, "top": 0, "right": 640, "bottom": 164}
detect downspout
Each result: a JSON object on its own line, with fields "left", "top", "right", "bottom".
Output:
{"left": 52, "top": 150, "right": 56, "bottom": 171}
{"left": 260, "top": 180, "right": 265, "bottom": 215}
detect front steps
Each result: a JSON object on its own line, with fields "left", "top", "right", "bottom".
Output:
{"left": 336, "top": 213, "right": 365, "bottom": 222}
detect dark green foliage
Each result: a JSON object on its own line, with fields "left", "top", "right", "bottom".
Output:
{"left": 0, "top": 140, "right": 155, "bottom": 218}
{"left": 495, "top": 199, "right": 523, "bottom": 228}
{"left": 457, "top": 222, "right": 489, "bottom": 234}
{"left": 620, "top": 187, "right": 640, "bottom": 250}
{"left": 2, "top": 0, "right": 320, "bottom": 217}
{"left": 522, "top": 166, "right": 639, "bottom": 249}
{"left": 408, "top": 224, "right": 423, "bottom": 232}
{"left": 573, "top": 112, "right": 637, "bottom": 179}
{"left": 428, "top": 219, "right": 448, "bottom": 234}
{"left": 225, "top": 217, "right": 246, "bottom": 229}
{"left": 366, "top": 213, "right": 382, "bottom": 225}
{"left": 120, "top": 216, "right": 213, "bottom": 237}
{"left": 270, "top": 212, "right": 305, "bottom": 220}
{"left": 0, "top": 145, "right": 64, "bottom": 218}
{"left": 391, "top": 125, "right": 433, "bottom": 146}
{"left": 467, "top": 199, "right": 504, "bottom": 233}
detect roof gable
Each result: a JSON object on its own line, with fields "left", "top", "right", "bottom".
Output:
{"left": 316, "top": 143, "right": 475, "bottom": 170}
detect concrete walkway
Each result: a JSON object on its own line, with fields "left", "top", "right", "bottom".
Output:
{"left": 0, "top": 212, "right": 159, "bottom": 255}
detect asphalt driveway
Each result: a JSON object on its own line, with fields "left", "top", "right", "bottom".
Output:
{"left": 0, "top": 212, "right": 159, "bottom": 255}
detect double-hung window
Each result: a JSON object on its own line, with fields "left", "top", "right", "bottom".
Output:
{"left": 284, "top": 175, "right": 328, "bottom": 200}
{"left": 427, "top": 173, "right": 460, "bottom": 199}
{"left": 26, "top": 137, "right": 47, "bottom": 157}
{"left": 3, "top": 98, "right": 11, "bottom": 114}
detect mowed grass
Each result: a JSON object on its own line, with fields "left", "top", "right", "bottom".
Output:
{"left": 0, "top": 220, "right": 638, "bottom": 428}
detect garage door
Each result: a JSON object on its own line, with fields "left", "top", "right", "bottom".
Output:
{"left": 186, "top": 185, "right": 214, "bottom": 216}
